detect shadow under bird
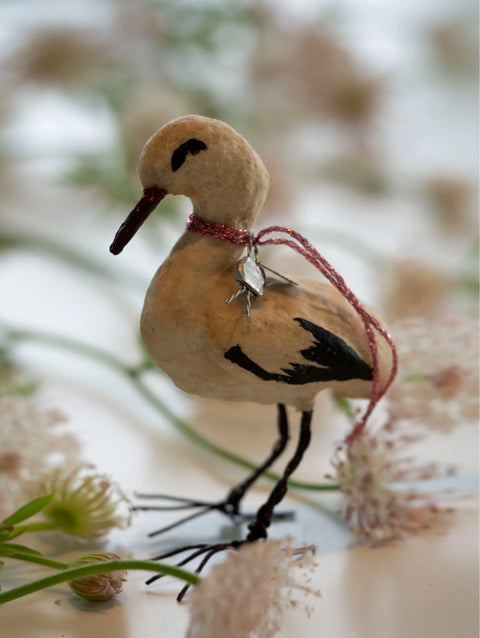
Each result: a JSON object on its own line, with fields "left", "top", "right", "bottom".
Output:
{"left": 110, "top": 115, "right": 395, "bottom": 599}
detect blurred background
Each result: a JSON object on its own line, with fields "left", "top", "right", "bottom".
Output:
{"left": 0, "top": 0, "right": 478, "bottom": 535}
{"left": 0, "top": 0, "right": 478, "bottom": 506}
{"left": 0, "top": 1, "right": 478, "bottom": 636}
{"left": 0, "top": 0, "right": 477, "bottom": 317}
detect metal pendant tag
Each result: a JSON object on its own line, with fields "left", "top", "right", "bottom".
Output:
{"left": 225, "top": 242, "right": 297, "bottom": 317}
{"left": 235, "top": 253, "right": 266, "bottom": 296}
{"left": 225, "top": 244, "right": 266, "bottom": 316}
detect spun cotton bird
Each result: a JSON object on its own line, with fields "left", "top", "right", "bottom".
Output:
{"left": 110, "top": 115, "right": 396, "bottom": 597}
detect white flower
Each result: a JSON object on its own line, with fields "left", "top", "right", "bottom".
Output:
{"left": 34, "top": 466, "right": 131, "bottom": 538}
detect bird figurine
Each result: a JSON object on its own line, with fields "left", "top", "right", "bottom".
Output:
{"left": 110, "top": 115, "right": 396, "bottom": 597}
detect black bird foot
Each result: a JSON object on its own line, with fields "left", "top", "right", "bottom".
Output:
{"left": 147, "top": 534, "right": 316, "bottom": 602}
{"left": 133, "top": 404, "right": 295, "bottom": 537}
{"left": 147, "top": 539, "right": 246, "bottom": 601}
{"left": 132, "top": 491, "right": 294, "bottom": 537}
{"left": 144, "top": 409, "right": 314, "bottom": 601}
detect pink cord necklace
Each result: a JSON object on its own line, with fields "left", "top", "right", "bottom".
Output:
{"left": 186, "top": 212, "right": 398, "bottom": 445}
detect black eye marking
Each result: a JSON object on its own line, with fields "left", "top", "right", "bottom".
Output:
{"left": 171, "top": 138, "right": 208, "bottom": 172}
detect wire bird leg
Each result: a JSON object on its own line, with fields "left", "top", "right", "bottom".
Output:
{"left": 134, "top": 404, "right": 293, "bottom": 537}
{"left": 148, "top": 409, "right": 313, "bottom": 601}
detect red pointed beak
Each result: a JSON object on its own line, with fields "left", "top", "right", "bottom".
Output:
{"left": 109, "top": 186, "right": 167, "bottom": 255}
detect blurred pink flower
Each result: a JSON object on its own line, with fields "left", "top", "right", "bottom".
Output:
{"left": 12, "top": 26, "right": 111, "bottom": 89}
{"left": 381, "top": 260, "right": 453, "bottom": 320}
{"left": 389, "top": 315, "right": 479, "bottom": 431}
{"left": 423, "top": 176, "right": 474, "bottom": 235}
{"left": 0, "top": 395, "right": 80, "bottom": 519}
{"left": 187, "top": 538, "right": 319, "bottom": 638}
{"left": 330, "top": 419, "right": 453, "bottom": 543}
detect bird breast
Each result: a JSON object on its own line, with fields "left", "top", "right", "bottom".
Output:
{"left": 140, "top": 239, "right": 390, "bottom": 410}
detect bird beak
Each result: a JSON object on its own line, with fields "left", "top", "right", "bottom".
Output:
{"left": 109, "top": 186, "right": 167, "bottom": 255}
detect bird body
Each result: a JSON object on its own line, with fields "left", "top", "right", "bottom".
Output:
{"left": 111, "top": 116, "right": 397, "bottom": 583}
{"left": 141, "top": 234, "right": 386, "bottom": 410}
{"left": 112, "top": 114, "right": 393, "bottom": 412}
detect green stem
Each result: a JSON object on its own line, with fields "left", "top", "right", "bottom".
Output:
{"left": 333, "top": 395, "right": 355, "bottom": 420}
{"left": 0, "top": 227, "right": 144, "bottom": 290}
{"left": 131, "top": 375, "right": 339, "bottom": 491}
{"left": 402, "top": 373, "right": 427, "bottom": 383}
{"left": 4, "top": 327, "right": 340, "bottom": 492}
{"left": 0, "top": 551, "right": 69, "bottom": 570}
{"left": 9, "top": 521, "right": 58, "bottom": 538}
{"left": 6, "top": 329, "right": 132, "bottom": 376}
{"left": 0, "top": 559, "right": 199, "bottom": 604}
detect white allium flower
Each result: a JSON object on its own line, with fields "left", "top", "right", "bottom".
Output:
{"left": 187, "top": 538, "right": 319, "bottom": 638}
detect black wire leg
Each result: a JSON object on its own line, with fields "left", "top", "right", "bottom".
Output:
{"left": 135, "top": 404, "right": 292, "bottom": 537}
{"left": 148, "top": 409, "right": 313, "bottom": 601}
{"left": 247, "top": 410, "right": 312, "bottom": 542}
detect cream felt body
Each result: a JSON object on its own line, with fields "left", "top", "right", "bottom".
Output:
{"left": 132, "top": 115, "right": 392, "bottom": 412}
{"left": 141, "top": 235, "right": 392, "bottom": 410}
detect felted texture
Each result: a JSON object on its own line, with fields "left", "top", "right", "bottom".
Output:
{"left": 118, "top": 115, "right": 393, "bottom": 411}
{"left": 138, "top": 115, "right": 270, "bottom": 229}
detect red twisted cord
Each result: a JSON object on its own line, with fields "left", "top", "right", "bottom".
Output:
{"left": 186, "top": 213, "right": 398, "bottom": 444}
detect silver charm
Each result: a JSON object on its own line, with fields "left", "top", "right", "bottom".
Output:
{"left": 226, "top": 242, "right": 298, "bottom": 317}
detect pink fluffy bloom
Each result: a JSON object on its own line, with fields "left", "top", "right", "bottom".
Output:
{"left": 330, "top": 418, "right": 453, "bottom": 543}
{"left": 0, "top": 394, "right": 80, "bottom": 519}
{"left": 389, "top": 315, "right": 479, "bottom": 432}
{"left": 187, "top": 538, "right": 319, "bottom": 638}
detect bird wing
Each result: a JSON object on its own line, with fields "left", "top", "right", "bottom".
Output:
{"left": 218, "top": 278, "right": 374, "bottom": 386}
{"left": 225, "top": 317, "right": 372, "bottom": 385}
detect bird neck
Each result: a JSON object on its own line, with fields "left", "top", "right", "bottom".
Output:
{"left": 185, "top": 213, "right": 251, "bottom": 245}
{"left": 190, "top": 195, "right": 260, "bottom": 230}
{"left": 170, "top": 229, "right": 246, "bottom": 271}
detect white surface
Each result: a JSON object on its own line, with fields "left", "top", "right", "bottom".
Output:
{"left": 0, "top": 220, "right": 478, "bottom": 636}
{"left": 1, "top": 510, "right": 478, "bottom": 638}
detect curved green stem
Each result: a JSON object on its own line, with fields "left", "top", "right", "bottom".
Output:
{"left": 0, "top": 559, "right": 199, "bottom": 604}
{"left": 8, "top": 521, "right": 58, "bottom": 540}
{"left": 0, "top": 226, "right": 144, "bottom": 290}
{"left": 3, "top": 327, "right": 340, "bottom": 492}
{"left": 131, "top": 375, "right": 339, "bottom": 491}
{"left": 0, "top": 551, "right": 69, "bottom": 570}
{"left": 6, "top": 329, "right": 132, "bottom": 376}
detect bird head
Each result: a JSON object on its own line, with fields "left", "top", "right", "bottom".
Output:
{"left": 110, "top": 115, "right": 270, "bottom": 255}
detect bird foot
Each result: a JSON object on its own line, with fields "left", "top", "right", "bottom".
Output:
{"left": 147, "top": 535, "right": 316, "bottom": 602}
{"left": 147, "top": 539, "right": 246, "bottom": 601}
{"left": 133, "top": 492, "right": 294, "bottom": 537}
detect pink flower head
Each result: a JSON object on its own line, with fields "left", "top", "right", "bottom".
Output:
{"left": 389, "top": 315, "right": 479, "bottom": 432}
{"left": 187, "top": 538, "right": 319, "bottom": 638}
{"left": 331, "top": 419, "right": 453, "bottom": 543}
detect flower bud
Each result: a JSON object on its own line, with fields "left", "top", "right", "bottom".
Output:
{"left": 68, "top": 553, "right": 127, "bottom": 602}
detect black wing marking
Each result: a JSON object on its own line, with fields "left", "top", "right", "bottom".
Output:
{"left": 224, "top": 316, "right": 372, "bottom": 385}
{"left": 171, "top": 139, "right": 208, "bottom": 172}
